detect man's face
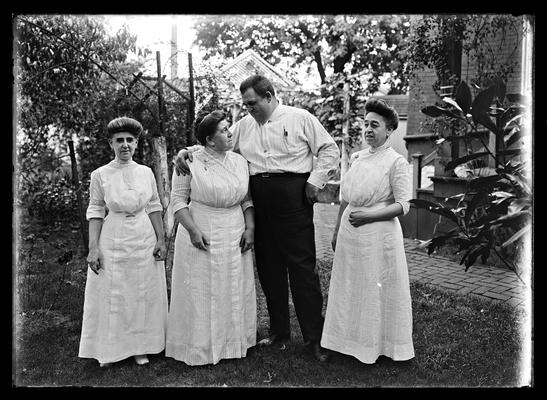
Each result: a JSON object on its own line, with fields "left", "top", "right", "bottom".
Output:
{"left": 241, "top": 88, "right": 272, "bottom": 124}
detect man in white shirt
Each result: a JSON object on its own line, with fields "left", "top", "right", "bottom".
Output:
{"left": 175, "top": 75, "right": 339, "bottom": 362}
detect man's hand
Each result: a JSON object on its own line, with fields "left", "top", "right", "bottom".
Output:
{"left": 305, "top": 182, "right": 320, "bottom": 205}
{"left": 173, "top": 149, "right": 193, "bottom": 176}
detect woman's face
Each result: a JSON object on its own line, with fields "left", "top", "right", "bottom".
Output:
{"left": 207, "top": 119, "right": 233, "bottom": 151}
{"left": 109, "top": 132, "right": 138, "bottom": 162}
{"left": 363, "top": 112, "right": 393, "bottom": 149}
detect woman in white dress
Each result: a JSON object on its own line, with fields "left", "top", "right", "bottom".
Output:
{"left": 166, "top": 110, "right": 257, "bottom": 366}
{"left": 321, "top": 98, "right": 414, "bottom": 364}
{"left": 79, "top": 117, "right": 168, "bottom": 367}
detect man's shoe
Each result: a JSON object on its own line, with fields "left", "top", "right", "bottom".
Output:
{"left": 309, "top": 342, "right": 331, "bottom": 362}
{"left": 257, "top": 333, "right": 289, "bottom": 348}
{"left": 134, "top": 355, "right": 149, "bottom": 365}
{"left": 99, "top": 362, "right": 113, "bottom": 368}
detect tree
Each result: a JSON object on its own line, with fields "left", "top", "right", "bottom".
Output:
{"left": 407, "top": 14, "right": 524, "bottom": 100}
{"left": 14, "top": 15, "right": 148, "bottom": 221}
{"left": 15, "top": 15, "right": 144, "bottom": 144}
{"left": 193, "top": 14, "right": 411, "bottom": 93}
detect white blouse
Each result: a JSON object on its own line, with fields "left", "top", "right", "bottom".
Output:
{"left": 86, "top": 160, "right": 163, "bottom": 219}
{"left": 170, "top": 149, "right": 253, "bottom": 213}
{"left": 341, "top": 144, "right": 412, "bottom": 214}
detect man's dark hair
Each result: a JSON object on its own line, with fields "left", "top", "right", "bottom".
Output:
{"left": 195, "top": 110, "right": 227, "bottom": 146}
{"left": 239, "top": 74, "right": 276, "bottom": 98}
{"left": 364, "top": 98, "right": 399, "bottom": 131}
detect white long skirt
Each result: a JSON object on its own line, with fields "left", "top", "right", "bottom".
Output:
{"left": 166, "top": 201, "right": 257, "bottom": 365}
{"left": 78, "top": 210, "right": 168, "bottom": 364}
{"left": 321, "top": 202, "right": 415, "bottom": 364}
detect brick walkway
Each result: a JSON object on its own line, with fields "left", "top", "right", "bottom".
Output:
{"left": 313, "top": 203, "right": 530, "bottom": 309}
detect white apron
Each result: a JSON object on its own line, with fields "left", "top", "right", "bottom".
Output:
{"left": 79, "top": 161, "right": 168, "bottom": 364}
{"left": 321, "top": 146, "right": 414, "bottom": 364}
{"left": 166, "top": 150, "right": 257, "bottom": 365}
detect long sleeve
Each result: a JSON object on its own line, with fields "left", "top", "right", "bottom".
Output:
{"left": 145, "top": 168, "right": 163, "bottom": 214}
{"left": 240, "top": 187, "right": 253, "bottom": 212}
{"left": 389, "top": 156, "right": 412, "bottom": 215}
{"left": 303, "top": 112, "right": 340, "bottom": 189}
{"left": 86, "top": 169, "right": 106, "bottom": 220}
{"left": 170, "top": 168, "right": 192, "bottom": 214}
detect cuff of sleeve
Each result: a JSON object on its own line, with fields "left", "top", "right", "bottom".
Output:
{"left": 307, "top": 173, "right": 327, "bottom": 189}
{"left": 86, "top": 206, "right": 105, "bottom": 220}
{"left": 241, "top": 201, "right": 254, "bottom": 212}
{"left": 397, "top": 200, "right": 410, "bottom": 216}
{"left": 172, "top": 203, "right": 189, "bottom": 214}
{"left": 146, "top": 205, "right": 164, "bottom": 214}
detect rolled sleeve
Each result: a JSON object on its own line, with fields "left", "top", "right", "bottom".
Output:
{"left": 145, "top": 169, "right": 163, "bottom": 214}
{"left": 390, "top": 157, "right": 412, "bottom": 215}
{"left": 240, "top": 187, "right": 254, "bottom": 212}
{"left": 304, "top": 112, "right": 340, "bottom": 189}
{"left": 86, "top": 170, "right": 106, "bottom": 220}
{"left": 170, "top": 168, "right": 191, "bottom": 214}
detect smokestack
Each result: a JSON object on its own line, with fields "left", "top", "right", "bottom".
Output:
{"left": 170, "top": 18, "right": 178, "bottom": 80}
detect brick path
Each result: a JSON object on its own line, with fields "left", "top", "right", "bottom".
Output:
{"left": 313, "top": 203, "right": 530, "bottom": 309}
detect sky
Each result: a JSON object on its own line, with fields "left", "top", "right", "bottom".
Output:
{"left": 104, "top": 14, "right": 203, "bottom": 80}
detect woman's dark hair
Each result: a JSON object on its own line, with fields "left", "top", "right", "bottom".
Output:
{"left": 364, "top": 98, "right": 399, "bottom": 131}
{"left": 195, "top": 110, "right": 227, "bottom": 145}
{"left": 106, "top": 117, "right": 143, "bottom": 139}
{"left": 239, "top": 74, "right": 276, "bottom": 98}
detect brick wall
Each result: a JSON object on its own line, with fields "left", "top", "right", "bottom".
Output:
{"left": 461, "top": 16, "right": 524, "bottom": 95}
{"left": 407, "top": 67, "right": 439, "bottom": 137}
{"left": 407, "top": 15, "right": 525, "bottom": 139}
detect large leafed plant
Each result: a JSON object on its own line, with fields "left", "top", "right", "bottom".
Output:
{"left": 410, "top": 80, "right": 531, "bottom": 280}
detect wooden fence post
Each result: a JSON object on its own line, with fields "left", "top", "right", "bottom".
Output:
{"left": 411, "top": 153, "right": 424, "bottom": 199}
{"left": 187, "top": 52, "right": 195, "bottom": 145}
{"left": 339, "top": 80, "right": 350, "bottom": 202}
{"left": 68, "top": 139, "right": 88, "bottom": 253}
{"left": 152, "top": 51, "right": 173, "bottom": 240}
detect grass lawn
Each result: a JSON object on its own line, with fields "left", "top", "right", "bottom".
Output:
{"left": 13, "top": 216, "right": 529, "bottom": 387}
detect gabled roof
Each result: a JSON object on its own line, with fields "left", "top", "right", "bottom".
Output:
{"left": 219, "top": 49, "right": 296, "bottom": 91}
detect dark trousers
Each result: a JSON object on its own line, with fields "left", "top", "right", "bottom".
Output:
{"left": 249, "top": 173, "right": 324, "bottom": 343}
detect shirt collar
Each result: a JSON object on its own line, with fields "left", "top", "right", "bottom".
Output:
{"left": 368, "top": 141, "right": 390, "bottom": 154}
{"left": 266, "top": 103, "right": 285, "bottom": 123}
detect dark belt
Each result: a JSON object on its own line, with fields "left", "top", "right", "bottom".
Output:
{"left": 251, "top": 172, "right": 309, "bottom": 178}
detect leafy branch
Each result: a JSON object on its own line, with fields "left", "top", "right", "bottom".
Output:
{"left": 413, "top": 79, "right": 531, "bottom": 281}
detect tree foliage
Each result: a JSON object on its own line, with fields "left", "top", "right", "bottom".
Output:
{"left": 14, "top": 15, "right": 189, "bottom": 223}
{"left": 194, "top": 14, "right": 411, "bottom": 92}
{"left": 16, "top": 15, "right": 141, "bottom": 143}
{"left": 407, "top": 14, "right": 524, "bottom": 93}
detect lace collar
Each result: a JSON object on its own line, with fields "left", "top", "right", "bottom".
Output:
{"left": 110, "top": 159, "right": 136, "bottom": 168}
{"left": 202, "top": 146, "right": 228, "bottom": 162}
